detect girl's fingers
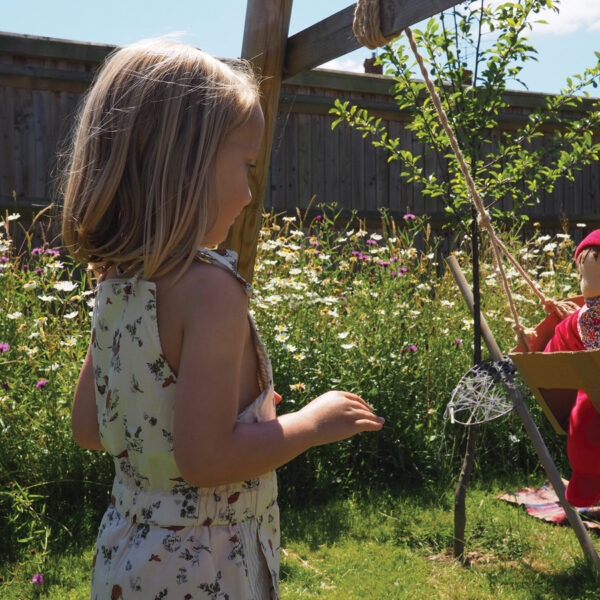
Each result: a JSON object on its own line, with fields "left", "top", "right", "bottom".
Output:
{"left": 341, "top": 392, "right": 372, "bottom": 409}
{"left": 353, "top": 407, "right": 384, "bottom": 424}
{"left": 355, "top": 418, "right": 385, "bottom": 430}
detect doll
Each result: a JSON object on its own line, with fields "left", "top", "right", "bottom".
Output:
{"left": 544, "top": 229, "right": 600, "bottom": 507}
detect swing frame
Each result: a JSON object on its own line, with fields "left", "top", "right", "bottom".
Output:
{"left": 226, "top": 0, "right": 464, "bottom": 282}
{"left": 235, "top": 0, "right": 600, "bottom": 570}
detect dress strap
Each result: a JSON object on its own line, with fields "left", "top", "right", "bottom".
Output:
{"left": 194, "top": 247, "right": 254, "bottom": 298}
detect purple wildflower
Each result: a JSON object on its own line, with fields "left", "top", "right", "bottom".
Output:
{"left": 377, "top": 260, "right": 390, "bottom": 267}
{"left": 403, "top": 213, "right": 416, "bottom": 220}
{"left": 0, "top": 343, "right": 9, "bottom": 353}
{"left": 45, "top": 249, "right": 60, "bottom": 257}
{"left": 22, "top": 264, "right": 29, "bottom": 271}
{"left": 31, "top": 247, "right": 44, "bottom": 255}
{"left": 31, "top": 574, "right": 44, "bottom": 586}
{"left": 34, "top": 268, "right": 42, "bottom": 274}
{"left": 0, "top": 256, "right": 9, "bottom": 263}
{"left": 2, "top": 382, "right": 9, "bottom": 390}
{"left": 455, "top": 338, "right": 463, "bottom": 347}
{"left": 405, "top": 345, "right": 418, "bottom": 352}
{"left": 366, "top": 239, "right": 377, "bottom": 246}
{"left": 339, "top": 295, "right": 347, "bottom": 301}
{"left": 400, "top": 267, "right": 408, "bottom": 273}
{"left": 390, "top": 271, "right": 397, "bottom": 277}
{"left": 351, "top": 250, "right": 361, "bottom": 256}
{"left": 309, "top": 239, "right": 320, "bottom": 247}
{"left": 36, "top": 380, "right": 48, "bottom": 389}
{"left": 315, "top": 215, "right": 322, "bottom": 221}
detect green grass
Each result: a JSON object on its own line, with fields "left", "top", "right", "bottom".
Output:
{"left": 277, "top": 481, "right": 600, "bottom": 599}
{"left": 3, "top": 479, "right": 600, "bottom": 599}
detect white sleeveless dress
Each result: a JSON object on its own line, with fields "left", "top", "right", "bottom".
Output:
{"left": 89, "top": 248, "right": 280, "bottom": 600}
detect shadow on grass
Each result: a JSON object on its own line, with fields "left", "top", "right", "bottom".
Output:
{"left": 281, "top": 481, "right": 457, "bottom": 551}
{"left": 481, "top": 558, "right": 600, "bottom": 600}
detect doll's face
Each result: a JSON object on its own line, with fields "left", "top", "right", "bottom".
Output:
{"left": 578, "top": 248, "right": 600, "bottom": 298}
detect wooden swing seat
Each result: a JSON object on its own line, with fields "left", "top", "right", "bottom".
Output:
{"left": 509, "top": 296, "right": 600, "bottom": 435}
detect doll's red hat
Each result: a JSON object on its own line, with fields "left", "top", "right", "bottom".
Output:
{"left": 566, "top": 393, "right": 600, "bottom": 508}
{"left": 575, "top": 229, "right": 600, "bottom": 261}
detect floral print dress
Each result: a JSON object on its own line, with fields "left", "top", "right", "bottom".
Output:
{"left": 89, "top": 248, "right": 279, "bottom": 600}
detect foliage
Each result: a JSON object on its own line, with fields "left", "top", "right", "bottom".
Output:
{"left": 0, "top": 210, "right": 113, "bottom": 562}
{"left": 330, "top": 0, "right": 600, "bottom": 232}
{"left": 0, "top": 206, "right": 585, "bottom": 564}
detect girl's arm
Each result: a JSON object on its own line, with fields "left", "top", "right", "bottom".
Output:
{"left": 172, "top": 266, "right": 384, "bottom": 488}
{"left": 71, "top": 343, "right": 104, "bottom": 450}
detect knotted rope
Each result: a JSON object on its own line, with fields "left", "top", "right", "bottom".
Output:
{"left": 353, "top": 0, "right": 396, "bottom": 49}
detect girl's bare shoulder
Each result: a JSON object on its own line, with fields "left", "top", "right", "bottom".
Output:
{"left": 166, "top": 260, "right": 248, "bottom": 307}
{"left": 155, "top": 260, "right": 249, "bottom": 374}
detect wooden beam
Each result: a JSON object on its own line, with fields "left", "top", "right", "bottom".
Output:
{"left": 222, "top": 0, "right": 293, "bottom": 282}
{"left": 0, "top": 31, "right": 114, "bottom": 63}
{"left": 284, "top": 0, "right": 465, "bottom": 79}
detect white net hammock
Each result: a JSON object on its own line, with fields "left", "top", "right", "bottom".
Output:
{"left": 445, "top": 359, "right": 525, "bottom": 426}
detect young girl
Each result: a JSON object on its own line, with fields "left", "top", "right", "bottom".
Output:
{"left": 62, "top": 39, "right": 384, "bottom": 599}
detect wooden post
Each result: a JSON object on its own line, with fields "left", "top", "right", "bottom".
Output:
{"left": 446, "top": 255, "right": 600, "bottom": 571}
{"left": 222, "top": 0, "right": 293, "bottom": 282}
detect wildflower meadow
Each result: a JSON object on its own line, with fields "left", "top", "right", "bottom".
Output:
{"left": 0, "top": 205, "right": 588, "bottom": 596}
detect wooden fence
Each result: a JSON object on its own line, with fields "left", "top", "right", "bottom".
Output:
{"left": 1, "top": 31, "right": 599, "bottom": 229}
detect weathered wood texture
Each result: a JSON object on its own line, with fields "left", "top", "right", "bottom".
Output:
{"left": 1, "top": 31, "right": 599, "bottom": 230}
{"left": 222, "top": 0, "right": 293, "bottom": 281}
{"left": 285, "top": 0, "right": 465, "bottom": 77}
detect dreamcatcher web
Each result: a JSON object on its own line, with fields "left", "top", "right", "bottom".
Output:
{"left": 445, "top": 359, "right": 524, "bottom": 426}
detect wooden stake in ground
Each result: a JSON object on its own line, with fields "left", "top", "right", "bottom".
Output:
{"left": 446, "top": 255, "right": 600, "bottom": 571}
{"left": 453, "top": 217, "right": 482, "bottom": 563}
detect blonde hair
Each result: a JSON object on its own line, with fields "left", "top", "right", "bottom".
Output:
{"left": 61, "top": 39, "right": 259, "bottom": 280}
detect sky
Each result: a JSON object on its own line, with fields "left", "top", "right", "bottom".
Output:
{"left": 2, "top": 0, "right": 600, "bottom": 95}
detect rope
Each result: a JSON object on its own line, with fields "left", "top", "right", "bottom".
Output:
{"left": 352, "top": 2, "right": 576, "bottom": 347}
{"left": 403, "top": 27, "right": 534, "bottom": 350}
{"left": 353, "top": 0, "right": 396, "bottom": 49}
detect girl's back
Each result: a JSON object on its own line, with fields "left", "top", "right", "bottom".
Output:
{"left": 91, "top": 249, "right": 279, "bottom": 599}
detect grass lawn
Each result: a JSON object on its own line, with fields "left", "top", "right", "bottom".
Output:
{"left": 3, "top": 479, "right": 600, "bottom": 600}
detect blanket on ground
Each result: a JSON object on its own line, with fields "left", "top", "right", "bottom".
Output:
{"left": 497, "top": 480, "right": 600, "bottom": 530}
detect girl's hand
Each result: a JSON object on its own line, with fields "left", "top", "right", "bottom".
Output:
{"left": 298, "top": 390, "right": 384, "bottom": 447}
